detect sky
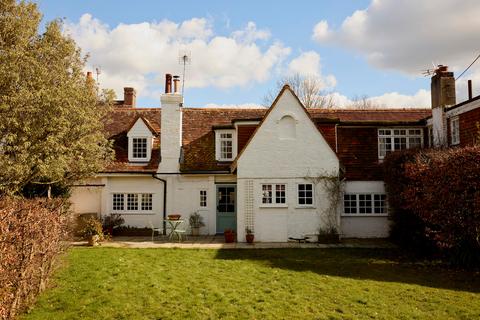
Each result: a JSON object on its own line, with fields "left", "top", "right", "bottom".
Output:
{"left": 36, "top": 0, "right": 480, "bottom": 108}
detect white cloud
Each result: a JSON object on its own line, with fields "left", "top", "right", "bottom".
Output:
{"left": 287, "top": 51, "right": 337, "bottom": 89}
{"left": 312, "top": 20, "right": 330, "bottom": 42}
{"left": 64, "top": 14, "right": 290, "bottom": 99}
{"left": 324, "top": 89, "right": 430, "bottom": 108}
{"left": 231, "top": 21, "right": 270, "bottom": 43}
{"left": 312, "top": 0, "right": 480, "bottom": 75}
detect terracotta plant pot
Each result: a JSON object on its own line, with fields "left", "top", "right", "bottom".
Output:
{"left": 246, "top": 234, "right": 254, "bottom": 244}
{"left": 224, "top": 231, "right": 235, "bottom": 243}
{"left": 191, "top": 227, "right": 200, "bottom": 236}
{"left": 167, "top": 214, "right": 181, "bottom": 220}
{"left": 88, "top": 235, "right": 100, "bottom": 247}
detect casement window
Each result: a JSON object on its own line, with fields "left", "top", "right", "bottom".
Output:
{"left": 132, "top": 137, "right": 148, "bottom": 159}
{"left": 200, "top": 190, "right": 207, "bottom": 207}
{"left": 450, "top": 117, "right": 460, "bottom": 145}
{"left": 261, "top": 184, "right": 286, "bottom": 205}
{"left": 343, "top": 193, "right": 387, "bottom": 215}
{"left": 378, "top": 128, "right": 423, "bottom": 159}
{"left": 112, "top": 193, "right": 153, "bottom": 213}
{"left": 215, "top": 130, "right": 237, "bottom": 161}
{"left": 297, "top": 183, "right": 314, "bottom": 206}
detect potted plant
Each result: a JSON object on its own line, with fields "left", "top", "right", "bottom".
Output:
{"left": 80, "top": 216, "right": 105, "bottom": 246}
{"left": 102, "top": 213, "right": 125, "bottom": 236}
{"left": 189, "top": 211, "right": 205, "bottom": 236}
{"left": 245, "top": 227, "right": 254, "bottom": 244}
{"left": 224, "top": 228, "right": 235, "bottom": 243}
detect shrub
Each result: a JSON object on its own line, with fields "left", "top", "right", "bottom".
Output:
{"left": 0, "top": 197, "right": 71, "bottom": 319}
{"left": 79, "top": 216, "right": 105, "bottom": 241}
{"left": 384, "top": 146, "right": 480, "bottom": 266}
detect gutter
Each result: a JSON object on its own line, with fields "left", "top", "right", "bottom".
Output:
{"left": 151, "top": 173, "right": 167, "bottom": 235}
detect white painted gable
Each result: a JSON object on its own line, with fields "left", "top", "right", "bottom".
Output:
{"left": 127, "top": 118, "right": 153, "bottom": 138}
{"left": 237, "top": 87, "right": 339, "bottom": 179}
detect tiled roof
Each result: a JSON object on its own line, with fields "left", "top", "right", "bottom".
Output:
{"left": 102, "top": 106, "right": 432, "bottom": 173}
{"left": 103, "top": 108, "right": 161, "bottom": 173}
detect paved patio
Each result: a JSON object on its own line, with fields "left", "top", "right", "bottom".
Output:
{"left": 73, "top": 235, "right": 396, "bottom": 249}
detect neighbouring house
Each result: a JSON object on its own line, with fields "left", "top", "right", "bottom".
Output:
{"left": 70, "top": 66, "right": 480, "bottom": 242}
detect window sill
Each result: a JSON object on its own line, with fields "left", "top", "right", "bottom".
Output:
{"left": 295, "top": 206, "right": 316, "bottom": 209}
{"left": 129, "top": 159, "right": 150, "bottom": 163}
{"left": 341, "top": 214, "right": 388, "bottom": 217}
{"left": 112, "top": 212, "right": 156, "bottom": 215}
{"left": 259, "top": 204, "right": 288, "bottom": 208}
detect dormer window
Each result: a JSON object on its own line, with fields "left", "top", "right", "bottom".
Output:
{"left": 127, "top": 118, "right": 154, "bottom": 162}
{"left": 132, "top": 138, "right": 148, "bottom": 159}
{"left": 215, "top": 129, "right": 237, "bottom": 161}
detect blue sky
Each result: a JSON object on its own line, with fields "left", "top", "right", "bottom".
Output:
{"left": 36, "top": 0, "right": 479, "bottom": 108}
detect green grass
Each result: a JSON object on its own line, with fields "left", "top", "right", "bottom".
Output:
{"left": 22, "top": 248, "right": 480, "bottom": 320}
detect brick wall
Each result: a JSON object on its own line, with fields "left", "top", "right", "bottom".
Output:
{"left": 459, "top": 107, "right": 480, "bottom": 146}
{"left": 336, "top": 127, "right": 383, "bottom": 181}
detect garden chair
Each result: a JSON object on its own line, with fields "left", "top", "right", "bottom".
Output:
{"left": 149, "top": 221, "right": 163, "bottom": 242}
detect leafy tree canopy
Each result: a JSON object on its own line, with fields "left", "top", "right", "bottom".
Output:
{"left": 0, "top": 0, "right": 114, "bottom": 195}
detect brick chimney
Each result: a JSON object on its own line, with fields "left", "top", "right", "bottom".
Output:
{"left": 123, "top": 87, "right": 136, "bottom": 107}
{"left": 158, "top": 74, "right": 183, "bottom": 173}
{"left": 431, "top": 65, "right": 456, "bottom": 147}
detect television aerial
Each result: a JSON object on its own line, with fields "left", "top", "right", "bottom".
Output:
{"left": 178, "top": 50, "right": 191, "bottom": 96}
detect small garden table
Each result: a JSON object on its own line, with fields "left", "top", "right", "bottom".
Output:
{"left": 166, "top": 219, "right": 186, "bottom": 242}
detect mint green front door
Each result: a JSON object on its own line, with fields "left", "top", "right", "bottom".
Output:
{"left": 216, "top": 185, "right": 236, "bottom": 234}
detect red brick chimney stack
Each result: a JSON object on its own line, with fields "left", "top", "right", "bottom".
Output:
{"left": 123, "top": 87, "right": 136, "bottom": 107}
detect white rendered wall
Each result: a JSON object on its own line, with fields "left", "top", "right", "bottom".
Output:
{"left": 158, "top": 174, "right": 217, "bottom": 235}
{"left": 236, "top": 89, "right": 340, "bottom": 242}
{"left": 102, "top": 176, "right": 164, "bottom": 228}
{"left": 70, "top": 178, "right": 103, "bottom": 215}
{"left": 340, "top": 181, "right": 391, "bottom": 238}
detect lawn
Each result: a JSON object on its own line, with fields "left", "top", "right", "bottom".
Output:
{"left": 22, "top": 248, "right": 480, "bottom": 320}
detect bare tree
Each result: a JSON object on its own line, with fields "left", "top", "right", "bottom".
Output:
{"left": 348, "top": 95, "right": 383, "bottom": 109}
{"left": 264, "top": 73, "right": 335, "bottom": 108}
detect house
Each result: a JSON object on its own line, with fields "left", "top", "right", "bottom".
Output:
{"left": 70, "top": 66, "right": 479, "bottom": 242}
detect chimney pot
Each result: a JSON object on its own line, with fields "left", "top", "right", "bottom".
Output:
{"left": 123, "top": 87, "right": 136, "bottom": 107}
{"left": 165, "top": 74, "right": 172, "bottom": 94}
{"left": 173, "top": 75, "right": 180, "bottom": 94}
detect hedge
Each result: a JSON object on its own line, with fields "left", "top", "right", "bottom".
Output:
{"left": 0, "top": 197, "right": 70, "bottom": 319}
{"left": 384, "top": 146, "right": 480, "bottom": 266}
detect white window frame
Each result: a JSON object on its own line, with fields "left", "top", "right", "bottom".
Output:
{"left": 260, "top": 183, "right": 287, "bottom": 207}
{"left": 215, "top": 129, "right": 237, "bottom": 161}
{"left": 111, "top": 193, "right": 154, "bottom": 214}
{"left": 297, "top": 183, "right": 315, "bottom": 207}
{"left": 378, "top": 128, "right": 423, "bottom": 159}
{"left": 128, "top": 136, "right": 152, "bottom": 162}
{"left": 199, "top": 190, "right": 207, "bottom": 208}
{"left": 450, "top": 116, "right": 460, "bottom": 145}
{"left": 342, "top": 193, "right": 388, "bottom": 217}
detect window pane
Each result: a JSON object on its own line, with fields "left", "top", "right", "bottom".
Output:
{"left": 298, "top": 184, "right": 313, "bottom": 205}
{"left": 132, "top": 138, "right": 147, "bottom": 158}
{"left": 374, "top": 194, "right": 386, "bottom": 214}
{"left": 275, "top": 184, "right": 286, "bottom": 204}
{"left": 141, "top": 194, "right": 153, "bottom": 211}
{"left": 359, "top": 194, "right": 372, "bottom": 214}
{"left": 127, "top": 194, "right": 138, "bottom": 211}
{"left": 200, "top": 190, "right": 207, "bottom": 207}
{"left": 113, "top": 194, "right": 124, "bottom": 211}
{"left": 262, "top": 185, "right": 272, "bottom": 204}
{"left": 343, "top": 194, "right": 357, "bottom": 214}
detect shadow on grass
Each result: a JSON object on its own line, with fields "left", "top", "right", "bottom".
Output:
{"left": 214, "top": 248, "right": 480, "bottom": 293}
